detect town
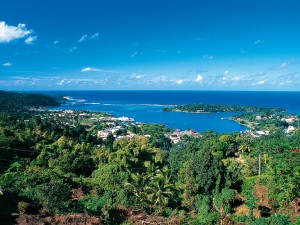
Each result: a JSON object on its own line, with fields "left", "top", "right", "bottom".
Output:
{"left": 36, "top": 109, "right": 299, "bottom": 144}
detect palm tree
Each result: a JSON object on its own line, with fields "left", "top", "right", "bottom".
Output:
{"left": 238, "top": 138, "right": 251, "bottom": 154}
{"left": 124, "top": 172, "right": 148, "bottom": 206}
{"left": 144, "top": 167, "right": 176, "bottom": 213}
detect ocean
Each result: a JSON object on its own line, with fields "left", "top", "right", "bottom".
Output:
{"left": 41, "top": 91, "right": 300, "bottom": 133}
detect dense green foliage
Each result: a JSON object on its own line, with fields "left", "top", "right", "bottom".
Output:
{"left": 163, "top": 103, "right": 285, "bottom": 114}
{"left": 0, "top": 92, "right": 299, "bottom": 224}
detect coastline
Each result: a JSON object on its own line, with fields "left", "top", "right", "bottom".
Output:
{"left": 230, "top": 118, "right": 251, "bottom": 129}
{"left": 43, "top": 90, "right": 300, "bottom": 133}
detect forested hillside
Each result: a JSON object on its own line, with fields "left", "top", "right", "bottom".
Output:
{"left": 0, "top": 90, "right": 62, "bottom": 113}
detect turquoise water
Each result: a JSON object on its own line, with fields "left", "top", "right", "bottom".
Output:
{"left": 42, "top": 91, "right": 300, "bottom": 133}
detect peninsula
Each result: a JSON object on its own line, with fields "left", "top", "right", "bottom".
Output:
{"left": 163, "top": 103, "right": 285, "bottom": 114}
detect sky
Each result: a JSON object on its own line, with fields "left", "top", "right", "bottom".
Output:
{"left": 0, "top": 0, "right": 300, "bottom": 91}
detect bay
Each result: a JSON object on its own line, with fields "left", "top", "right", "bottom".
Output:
{"left": 41, "top": 90, "right": 300, "bottom": 133}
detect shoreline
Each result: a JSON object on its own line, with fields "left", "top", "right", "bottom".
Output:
{"left": 50, "top": 94, "right": 299, "bottom": 134}
{"left": 50, "top": 103, "right": 250, "bottom": 134}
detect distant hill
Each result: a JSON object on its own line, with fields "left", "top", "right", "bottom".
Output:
{"left": 0, "top": 90, "right": 62, "bottom": 113}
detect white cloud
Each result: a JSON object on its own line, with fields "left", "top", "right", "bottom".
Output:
{"left": 81, "top": 67, "right": 101, "bottom": 72}
{"left": 78, "top": 33, "right": 99, "bottom": 43}
{"left": 0, "top": 21, "right": 34, "bottom": 43}
{"left": 130, "top": 51, "right": 138, "bottom": 57}
{"left": 224, "top": 70, "right": 230, "bottom": 75}
{"left": 222, "top": 77, "right": 227, "bottom": 81}
{"left": 154, "top": 76, "right": 168, "bottom": 83}
{"left": 129, "top": 74, "right": 144, "bottom": 79}
{"left": 154, "top": 49, "right": 167, "bottom": 53}
{"left": 68, "top": 46, "right": 77, "bottom": 53}
{"left": 196, "top": 74, "right": 203, "bottom": 82}
{"left": 279, "top": 60, "right": 293, "bottom": 69}
{"left": 90, "top": 32, "right": 99, "bottom": 40}
{"left": 280, "top": 62, "right": 288, "bottom": 68}
{"left": 256, "top": 80, "right": 265, "bottom": 85}
{"left": 57, "top": 78, "right": 107, "bottom": 86}
{"left": 203, "top": 55, "right": 215, "bottom": 60}
{"left": 25, "top": 35, "right": 37, "bottom": 44}
{"left": 253, "top": 39, "right": 264, "bottom": 45}
{"left": 275, "top": 72, "right": 299, "bottom": 86}
{"left": 80, "top": 67, "right": 115, "bottom": 73}
{"left": 3, "top": 62, "right": 13, "bottom": 66}
{"left": 176, "top": 79, "right": 184, "bottom": 84}
{"left": 78, "top": 34, "right": 88, "bottom": 43}
{"left": 231, "top": 76, "right": 242, "bottom": 81}
{"left": 58, "top": 79, "right": 66, "bottom": 86}
{"left": 53, "top": 39, "right": 60, "bottom": 45}
{"left": 279, "top": 81, "right": 292, "bottom": 86}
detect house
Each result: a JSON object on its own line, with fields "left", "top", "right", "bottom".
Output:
{"left": 116, "top": 116, "right": 135, "bottom": 122}
{"left": 169, "top": 134, "right": 181, "bottom": 143}
{"left": 126, "top": 133, "right": 137, "bottom": 138}
{"left": 252, "top": 130, "right": 270, "bottom": 137}
{"left": 285, "top": 126, "right": 296, "bottom": 133}
{"left": 97, "top": 130, "right": 110, "bottom": 138}
{"left": 285, "top": 117, "right": 296, "bottom": 123}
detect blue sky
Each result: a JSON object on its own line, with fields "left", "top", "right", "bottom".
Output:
{"left": 0, "top": 0, "right": 299, "bottom": 91}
